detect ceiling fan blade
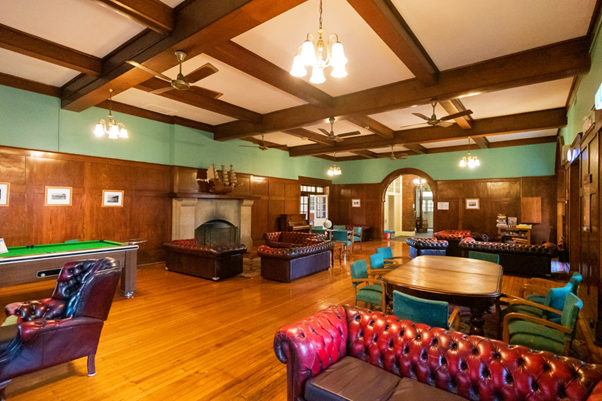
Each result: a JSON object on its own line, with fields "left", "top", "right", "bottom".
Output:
{"left": 188, "top": 85, "right": 223, "bottom": 99}
{"left": 440, "top": 109, "right": 473, "bottom": 121}
{"left": 399, "top": 123, "right": 426, "bottom": 129}
{"left": 318, "top": 128, "right": 332, "bottom": 137}
{"left": 437, "top": 121, "right": 454, "bottom": 128}
{"left": 150, "top": 86, "right": 175, "bottom": 94}
{"left": 334, "top": 136, "right": 344, "bottom": 142}
{"left": 126, "top": 61, "right": 173, "bottom": 83}
{"left": 412, "top": 113, "right": 430, "bottom": 120}
{"left": 185, "top": 63, "right": 219, "bottom": 84}
{"left": 337, "top": 131, "right": 362, "bottom": 138}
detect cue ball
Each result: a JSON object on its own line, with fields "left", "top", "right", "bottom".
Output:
{"left": 40, "top": 273, "right": 45, "bottom": 277}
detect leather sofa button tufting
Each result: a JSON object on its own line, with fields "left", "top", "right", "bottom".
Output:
{"left": 472, "top": 348, "right": 479, "bottom": 355}
{"left": 506, "top": 374, "right": 513, "bottom": 383}
{"left": 461, "top": 362, "right": 467, "bottom": 371}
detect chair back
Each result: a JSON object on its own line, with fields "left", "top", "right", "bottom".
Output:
{"left": 311, "top": 226, "right": 325, "bottom": 234}
{"left": 62, "top": 258, "right": 122, "bottom": 321}
{"left": 333, "top": 225, "right": 346, "bottom": 231}
{"left": 569, "top": 272, "right": 583, "bottom": 296}
{"left": 332, "top": 230, "right": 350, "bottom": 245}
{"left": 369, "top": 253, "right": 386, "bottom": 270}
{"left": 376, "top": 247, "right": 394, "bottom": 260}
{"left": 353, "top": 227, "right": 362, "bottom": 235}
{"left": 468, "top": 250, "right": 499, "bottom": 264}
{"left": 393, "top": 290, "right": 449, "bottom": 328}
{"left": 560, "top": 292, "right": 583, "bottom": 330}
{"left": 349, "top": 260, "right": 369, "bottom": 288}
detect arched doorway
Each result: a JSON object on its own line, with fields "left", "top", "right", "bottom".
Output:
{"left": 379, "top": 169, "right": 436, "bottom": 239}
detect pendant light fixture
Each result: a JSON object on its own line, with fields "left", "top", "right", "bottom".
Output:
{"left": 459, "top": 137, "right": 480, "bottom": 168}
{"left": 327, "top": 152, "right": 342, "bottom": 176}
{"left": 290, "top": 0, "right": 348, "bottom": 84}
{"left": 94, "top": 89, "right": 128, "bottom": 139}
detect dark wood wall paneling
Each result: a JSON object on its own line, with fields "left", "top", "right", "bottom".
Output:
{"left": 0, "top": 146, "right": 172, "bottom": 264}
{"left": 402, "top": 175, "right": 418, "bottom": 231}
{"left": 330, "top": 183, "right": 382, "bottom": 239}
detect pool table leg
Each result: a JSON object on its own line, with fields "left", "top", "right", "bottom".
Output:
{"left": 121, "top": 249, "right": 137, "bottom": 298}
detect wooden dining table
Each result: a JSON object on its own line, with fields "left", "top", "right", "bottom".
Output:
{"left": 382, "top": 255, "right": 503, "bottom": 335}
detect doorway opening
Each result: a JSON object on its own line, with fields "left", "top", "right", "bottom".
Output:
{"left": 383, "top": 174, "right": 434, "bottom": 238}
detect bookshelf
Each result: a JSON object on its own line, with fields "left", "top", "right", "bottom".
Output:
{"left": 497, "top": 227, "right": 531, "bottom": 244}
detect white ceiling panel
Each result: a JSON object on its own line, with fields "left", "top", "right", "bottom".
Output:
{"left": 460, "top": 79, "right": 573, "bottom": 119}
{"left": 0, "top": 48, "right": 79, "bottom": 86}
{"left": 422, "top": 139, "right": 472, "bottom": 149}
{"left": 391, "top": 0, "right": 597, "bottom": 70}
{"left": 370, "top": 145, "right": 410, "bottom": 153}
{"left": 160, "top": 54, "right": 307, "bottom": 113}
{"left": 113, "top": 88, "right": 236, "bottom": 126}
{"left": 160, "top": 0, "right": 185, "bottom": 7}
{"left": 233, "top": 0, "right": 414, "bottom": 97}
{"left": 368, "top": 103, "right": 451, "bottom": 130}
{"left": 486, "top": 129, "right": 557, "bottom": 142}
{"left": 257, "top": 132, "right": 311, "bottom": 147}
{"left": 0, "top": 0, "right": 146, "bottom": 57}
{"left": 326, "top": 152, "right": 357, "bottom": 157}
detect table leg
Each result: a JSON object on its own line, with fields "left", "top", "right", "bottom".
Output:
{"left": 469, "top": 304, "right": 489, "bottom": 336}
{"left": 121, "top": 249, "right": 137, "bottom": 298}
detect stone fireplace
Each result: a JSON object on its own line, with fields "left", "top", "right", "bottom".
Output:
{"left": 195, "top": 219, "right": 237, "bottom": 247}
{"left": 171, "top": 196, "right": 254, "bottom": 249}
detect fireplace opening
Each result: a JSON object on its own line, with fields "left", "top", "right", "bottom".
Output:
{"left": 195, "top": 219, "right": 238, "bottom": 247}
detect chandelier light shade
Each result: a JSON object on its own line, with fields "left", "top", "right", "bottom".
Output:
{"left": 94, "top": 89, "right": 128, "bottom": 139}
{"left": 459, "top": 137, "right": 480, "bottom": 168}
{"left": 327, "top": 152, "right": 342, "bottom": 176}
{"left": 290, "top": 0, "right": 348, "bottom": 84}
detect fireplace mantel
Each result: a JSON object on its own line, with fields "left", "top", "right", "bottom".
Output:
{"left": 169, "top": 192, "right": 258, "bottom": 200}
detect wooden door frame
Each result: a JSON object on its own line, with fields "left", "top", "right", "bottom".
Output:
{"left": 379, "top": 168, "right": 437, "bottom": 238}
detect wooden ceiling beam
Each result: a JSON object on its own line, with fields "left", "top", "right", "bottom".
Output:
{"left": 136, "top": 78, "right": 262, "bottom": 123}
{"left": 344, "top": 114, "right": 393, "bottom": 139}
{"left": 206, "top": 41, "right": 334, "bottom": 107}
{"left": 352, "top": 150, "right": 379, "bottom": 159}
{"left": 346, "top": 0, "right": 438, "bottom": 86}
{"left": 0, "top": 72, "right": 61, "bottom": 97}
{"left": 289, "top": 108, "right": 566, "bottom": 156}
{"left": 425, "top": 136, "right": 556, "bottom": 154}
{"left": 91, "top": 0, "right": 174, "bottom": 34}
{"left": 0, "top": 24, "right": 102, "bottom": 76}
{"left": 439, "top": 99, "right": 472, "bottom": 129}
{"left": 214, "top": 38, "right": 589, "bottom": 140}
{"left": 403, "top": 144, "right": 426, "bottom": 154}
{"left": 284, "top": 128, "right": 335, "bottom": 146}
{"left": 61, "top": 0, "right": 307, "bottom": 112}
{"left": 471, "top": 136, "right": 490, "bottom": 149}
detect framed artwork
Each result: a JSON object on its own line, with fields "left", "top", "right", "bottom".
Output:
{"left": 466, "top": 198, "right": 480, "bottom": 210}
{"left": 0, "top": 182, "right": 9, "bottom": 206}
{"left": 45, "top": 186, "right": 72, "bottom": 206}
{"left": 352, "top": 199, "right": 361, "bottom": 208}
{"left": 102, "top": 190, "right": 124, "bottom": 207}
{"left": 437, "top": 202, "right": 449, "bottom": 210}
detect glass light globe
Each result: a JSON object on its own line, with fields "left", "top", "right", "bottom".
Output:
{"left": 94, "top": 123, "right": 105, "bottom": 137}
{"left": 301, "top": 40, "right": 316, "bottom": 65}
{"left": 310, "top": 66, "right": 326, "bottom": 84}
{"left": 331, "top": 64, "right": 347, "bottom": 78}
{"left": 290, "top": 54, "right": 307, "bottom": 77}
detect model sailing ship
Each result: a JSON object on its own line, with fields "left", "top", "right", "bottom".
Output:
{"left": 203, "top": 164, "right": 241, "bottom": 194}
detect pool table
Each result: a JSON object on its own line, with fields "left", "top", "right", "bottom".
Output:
{"left": 0, "top": 240, "right": 138, "bottom": 297}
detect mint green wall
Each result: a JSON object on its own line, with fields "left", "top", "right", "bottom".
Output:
{"left": 0, "top": 84, "right": 556, "bottom": 182}
{"left": 331, "top": 142, "right": 556, "bottom": 184}
{"left": 562, "top": 25, "right": 602, "bottom": 145}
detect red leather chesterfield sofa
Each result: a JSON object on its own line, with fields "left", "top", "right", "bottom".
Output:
{"left": 259, "top": 232, "right": 334, "bottom": 283}
{"left": 434, "top": 230, "right": 472, "bottom": 256}
{"left": 163, "top": 239, "right": 247, "bottom": 281}
{"left": 406, "top": 237, "right": 449, "bottom": 258}
{"left": 459, "top": 237, "right": 558, "bottom": 277}
{"left": 274, "top": 305, "right": 602, "bottom": 401}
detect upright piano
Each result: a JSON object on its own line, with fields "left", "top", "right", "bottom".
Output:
{"left": 280, "top": 214, "right": 310, "bottom": 232}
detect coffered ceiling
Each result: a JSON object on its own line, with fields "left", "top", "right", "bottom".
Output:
{"left": 0, "top": 0, "right": 599, "bottom": 161}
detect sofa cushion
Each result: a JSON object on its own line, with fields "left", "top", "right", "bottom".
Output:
{"left": 389, "top": 377, "right": 466, "bottom": 401}
{"left": 305, "top": 356, "right": 400, "bottom": 401}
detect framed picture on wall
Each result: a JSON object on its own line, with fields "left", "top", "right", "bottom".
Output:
{"left": 352, "top": 199, "right": 361, "bottom": 208}
{"left": 466, "top": 198, "right": 480, "bottom": 210}
{"left": 45, "top": 186, "right": 72, "bottom": 206}
{"left": 102, "top": 190, "right": 124, "bottom": 207}
{"left": 0, "top": 183, "right": 9, "bottom": 206}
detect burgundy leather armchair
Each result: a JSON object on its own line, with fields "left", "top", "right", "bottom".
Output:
{"left": 0, "top": 258, "right": 122, "bottom": 400}
{"left": 275, "top": 305, "right": 602, "bottom": 401}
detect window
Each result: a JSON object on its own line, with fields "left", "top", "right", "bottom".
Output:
{"left": 300, "top": 195, "right": 309, "bottom": 217}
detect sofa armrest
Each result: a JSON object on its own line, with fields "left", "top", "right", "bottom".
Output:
{"left": 588, "top": 380, "right": 602, "bottom": 401}
{"left": 6, "top": 299, "right": 67, "bottom": 322}
{"left": 19, "top": 316, "right": 103, "bottom": 343}
{"left": 274, "top": 305, "right": 348, "bottom": 401}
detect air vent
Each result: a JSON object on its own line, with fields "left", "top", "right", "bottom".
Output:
{"left": 144, "top": 104, "right": 177, "bottom": 116}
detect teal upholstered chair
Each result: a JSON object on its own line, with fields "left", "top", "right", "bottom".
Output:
{"left": 333, "top": 225, "right": 346, "bottom": 231}
{"left": 376, "top": 247, "right": 405, "bottom": 266}
{"left": 468, "top": 250, "right": 499, "bottom": 264}
{"left": 507, "top": 283, "right": 573, "bottom": 324}
{"left": 332, "top": 230, "right": 352, "bottom": 262}
{"left": 393, "top": 290, "right": 460, "bottom": 330}
{"left": 311, "top": 226, "right": 325, "bottom": 235}
{"left": 352, "top": 227, "right": 363, "bottom": 250}
{"left": 350, "top": 259, "right": 389, "bottom": 310}
{"left": 521, "top": 272, "right": 582, "bottom": 306}
{"left": 369, "top": 253, "right": 398, "bottom": 271}
{"left": 503, "top": 292, "right": 583, "bottom": 356}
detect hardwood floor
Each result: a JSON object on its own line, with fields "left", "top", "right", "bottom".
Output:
{"left": 0, "top": 240, "right": 597, "bottom": 400}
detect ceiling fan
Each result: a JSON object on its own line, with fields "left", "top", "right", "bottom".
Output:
{"left": 127, "top": 51, "right": 222, "bottom": 98}
{"left": 318, "top": 117, "right": 362, "bottom": 142}
{"left": 239, "top": 134, "right": 287, "bottom": 151}
{"left": 408, "top": 99, "right": 473, "bottom": 128}
{"left": 387, "top": 145, "right": 407, "bottom": 160}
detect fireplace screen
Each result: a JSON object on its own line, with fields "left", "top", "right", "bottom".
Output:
{"left": 195, "top": 219, "right": 238, "bottom": 247}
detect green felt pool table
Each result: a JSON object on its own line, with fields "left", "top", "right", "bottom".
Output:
{"left": 0, "top": 240, "right": 138, "bottom": 297}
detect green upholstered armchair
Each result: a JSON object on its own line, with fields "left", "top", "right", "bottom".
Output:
{"left": 333, "top": 225, "right": 346, "bottom": 230}
{"left": 376, "top": 246, "right": 405, "bottom": 265}
{"left": 311, "top": 226, "right": 325, "bottom": 234}
{"left": 393, "top": 290, "right": 460, "bottom": 331}
{"left": 349, "top": 259, "right": 390, "bottom": 310}
{"left": 503, "top": 292, "right": 583, "bottom": 356}
{"left": 520, "top": 272, "right": 582, "bottom": 306}
{"left": 369, "top": 253, "right": 399, "bottom": 271}
{"left": 468, "top": 250, "right": 500, "bottom": 264}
